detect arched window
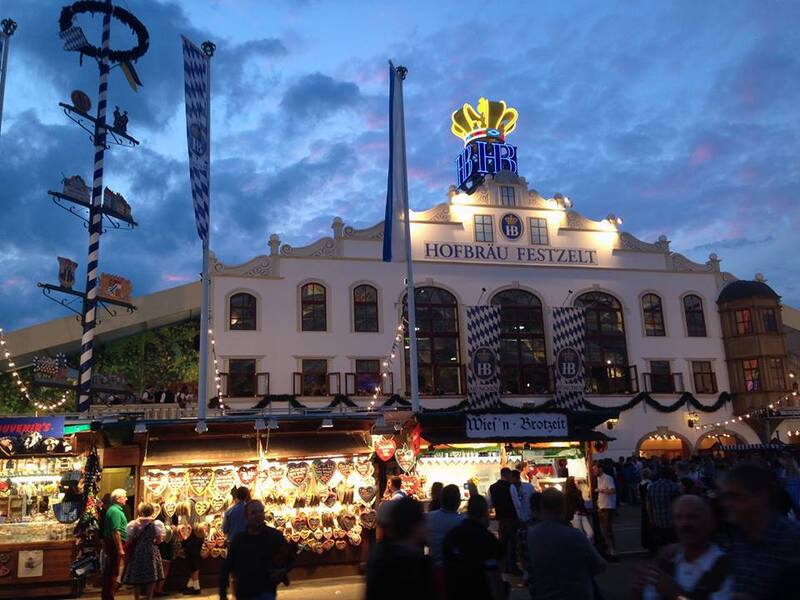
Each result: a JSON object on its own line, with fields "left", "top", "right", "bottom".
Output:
{"left": 575, "top": 291, "right": 630, "bottom": 393}
{"left": 491, "top": 290, "right": 548, "bottom": 394}
{"left": 353, "top": 284, "right": 379, "bottom": 332}
{"left": 229, "top": 292, "right": 257, "bottom": 330}
{"left": 301, "top": 283, "right": 327, "bottom": 331}
{"left": 641, "top": 293, "right": 665, "bottom": 337}
{"left": 403, "top": 287, "right": 461, "bottom": 395}
{"left": 683, "top": 294, "right": 707, "bottom": 337}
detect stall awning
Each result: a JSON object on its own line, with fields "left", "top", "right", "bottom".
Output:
{"left": 143, "top": 436, "right": 260, "bottom": 466}
{"left": 263, "top": 432, "right": 371, "bottom": 460}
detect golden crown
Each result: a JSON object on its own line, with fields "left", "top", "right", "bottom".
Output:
{"left": 450, "top": 98, "right": 518, "bottom": 146}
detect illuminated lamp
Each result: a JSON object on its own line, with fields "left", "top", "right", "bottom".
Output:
{"left": 268, "top": 417, "right": 279, "bottom": 430}
{"left": 321, "top": 418, "right": 334, "bottom": 429}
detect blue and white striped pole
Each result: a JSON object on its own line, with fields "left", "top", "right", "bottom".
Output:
{"left": 78, "top": 1, "right": 112, "bottom": 412}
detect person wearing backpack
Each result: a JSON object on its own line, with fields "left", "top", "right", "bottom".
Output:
{"left": 123, "top": 502, "right": 165, "bottom": 600}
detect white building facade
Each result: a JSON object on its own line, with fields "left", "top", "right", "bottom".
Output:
{"left": 209, "top": 171, "right": 760, "bottom": 459}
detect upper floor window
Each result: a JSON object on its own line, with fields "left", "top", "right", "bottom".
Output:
{"left": 768, "top": 357, "right": 786, "bottom": 389}
{"left": 301, "top": 283, "right": 327, "bottom": 331}
{"left": 683, "top": 295, "right": 707, "bottom": 337}
{"left": 353, "top": 285, "right": 379, "bottom": 332}
{"left": 642, "top": 293, "right": 666, "bottom": 337}
{"left": 500, "top": 186, "right": 517, "bottom": 207}
{"left": 742, "top": 359, "right": 760, "bottom": 391}
{"left": 692, "top": 361, "right": 717, "bottom": 394}
{"left": 529, "top": 217, "right": 549, "bottom": 246}
{"left": 355, "top": 359, "right": 381, "bottom": 396}
{"left": 229, "top": 358, "right": 256, "bottom": 397}
{"left": 762, "top": 309, "right": 779, "bottom": 333}
{"left": 648, "top": 360, "right": 672, "bottom": 393}
{"left": 474, "top": 215, "right": 494, "bottom": 242}
{"left": 229, "top": 292, "right": 257, "bottom": 330}
{"left": 735, "top": 309, "right": 752, "bottom": 336}
{"left": 302, "top": 359, "right": 327, "bottom": 396}
{"left": 575, "top": 291, "right": 630, "bottom": 394}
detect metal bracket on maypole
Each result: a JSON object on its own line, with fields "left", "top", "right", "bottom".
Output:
{"left": 0, "top": 18, "right": 18, "bottom": 136}
{"left": 37, "top": 1, "right": 149, "bottom": 413}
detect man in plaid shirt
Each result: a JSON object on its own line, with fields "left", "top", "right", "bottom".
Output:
{"left": 646, "top": 467, "right": 679, "bottom": 548}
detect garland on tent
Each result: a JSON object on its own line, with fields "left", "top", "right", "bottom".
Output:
{"left": 582, "top": 391, "right": 731, "bottom": 414}
{"left": 71, "top": 443, "right": 102, "bottom": 578}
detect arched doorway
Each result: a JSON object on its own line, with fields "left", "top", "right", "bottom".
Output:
{"left": 695, "top": 430, "right": 747, "bottom": 454}
{"left": 636, "top": 430, "right": 691, "bottom": 460}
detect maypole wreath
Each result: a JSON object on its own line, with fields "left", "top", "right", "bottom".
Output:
{"left": 59, "top": 1, "right": 149, "bottom": 63}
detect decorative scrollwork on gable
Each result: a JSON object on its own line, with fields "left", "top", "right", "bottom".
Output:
{"left": 412, "top": 202, "right": 452, "bottom": 223}
{"left": 213, "top": 255, "right": 275, "bottom": 277}
{"left": 343, "top": 221, "right": 384, "bottom": 241}
{"left": 671, "top": 253, "right": 714, "bottom": 273}
{"left": 618, "top": 232, "right": 663, "bottom": 253}
{"left": 280, "top": 237, "right": 337, "bottom": 258}
{"left": 565, "top": 210, "right": 599, "bottom": 230}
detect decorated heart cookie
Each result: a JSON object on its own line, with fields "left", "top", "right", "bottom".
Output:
{"left": 200, "top": 545, "right": 210, "bottom": 559}
{"left": 322, "top": 539, "right": 335, "bottom": 552}
{"left": 307, "top": 513, "right": 321, "bottom": 529}
{"left": 144, "top": 470, "right": 167, "bottom": 496}
{"left": 0, "top": 553, "right": 10, "bottom": 564}
{"left": 210, "top": 496, "right": 227, "bottom": 513}
{"left": 291, "top": 515, "right": 308, "bottom": 531}
{"left": 395, "top": 448, "right": 416, "bottom": 473}
{"left": 338, "top": 513, "right": 356, "bottom": 531}
{"left": 268, "top": 465, "right": 285, "bottom": 482}
{"left": 313, "top": 529, "right": 324, "bottom": 540}
{"left": 0, "top": 564, "right": 10, "bottom": 577}
{"left": 324, "top": 491, "right": 338, "bottom": 508}
{"left": 336, "top": 461, "right": 353, "bottom": 479}
{"left": 360, "top": 510, "right": 377, "bottom": 529}
{"left": 333, "top": 528, "right": 346, "bottom": 539}
{"left": 163, "top": 501, "right": 177, "bottom": 518}
{"left": 348, "top": 531, "right": 362, "bottom": 546}
{"left": 188, "top": 467, "right": 214, "bottom": 496}
{"left": 177, "top": 524, "right": 192, "bottom": 541}
{"left": 358, "top": 486, "right": 376, "bottom": 504}
{"left": 214, "top": 468, "right": 237, "bottom": 495}
{"left": 286, "top": 462, "right": 309, "bottom": 487}
{"left": 195, "top": 501, "right": 210, "bottom": 516}
{"left": 374, "top": 437, "right": 397, "bottom": 462}
{"left": 354, "top": 459, "right": 373, "bottom": 477}
{"left": 167, "top": 470, "right": 186, "bottom": 492}
{"left": 312, "top": 459, "right": 336, "bottom": 486}
{"left": 335, "top": 539, "right": 347, "bottom": 551}
{"left": 291, "top": 533, "right": 302, "bottom": 543}
{"left": 237, "top": 465, "right": 257, "bottom": 486}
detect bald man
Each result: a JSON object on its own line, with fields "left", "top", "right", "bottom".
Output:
{"left": 636, "top": 495, "right": 733, "bottom": 600}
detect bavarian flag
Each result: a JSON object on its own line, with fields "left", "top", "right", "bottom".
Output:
{"left": 382, "top": 62, "right": 409, "bottom": 262}
{"left": 120, "top": 61, "right": 143, "bottom": 92}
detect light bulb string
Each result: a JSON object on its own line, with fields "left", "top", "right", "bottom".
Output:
{"left": 0, "top": 328, "right": 69, "bottom": 412}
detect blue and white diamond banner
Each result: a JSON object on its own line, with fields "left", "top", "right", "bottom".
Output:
{"left": 465, "top": 305, "right": 502, "bottom": 409}
{"left": 552, "top": 307, "right": 586, "bottom": 409}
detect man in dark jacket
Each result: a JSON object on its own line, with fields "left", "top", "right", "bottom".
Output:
{"left": 488, "top": 467, "right": 519, "bottom": 574}
{"left": 219, "top": 500, "right": 292, "bottom": 600}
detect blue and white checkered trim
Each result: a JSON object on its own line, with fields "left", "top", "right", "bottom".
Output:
{"left": 552, "top": 306, "right": 586, "bottom": 409}
{"left": 465, "top": 305, "right": 501, "bottom": 409}
{"left": 60, "top": 26, "right": 89, "bottom": 52}
{"left": 182, "top": 36, "right": 210, "bottom": 245}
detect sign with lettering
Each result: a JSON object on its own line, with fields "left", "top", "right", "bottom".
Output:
{"left": 0, "top": 417, "right": 65, "bottom": 438}
{"left": 422, "top": 242, "right": 598, "bottom": 266}
{"left": 456, "top": 141, "right": 518, "bottom": 190}
{"left": 466, "top": 413, "right": 568, "bottom": 439}
{"left": 500, "top": 214, "right": 523, "bottom": 240}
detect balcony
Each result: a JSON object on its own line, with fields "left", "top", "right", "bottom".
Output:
{"left": 293, "top": 372, "right": 342, "bottom": 397}
{"left": 585, "top": 365, "right": 639, "bottom": 395}
{"left": 643, "top": 372, "right": 686, "bottom": 394}
{"left": 219, "top": 372, "right": 270, "bottom": 399}
{"left": 345, "top": 372, "right": 394, "bottom": 396}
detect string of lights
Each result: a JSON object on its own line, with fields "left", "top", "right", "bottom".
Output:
{"left": 693, "top": 387, "right": 797, "bottom": 433}
{"left": 0, "top": 328, "right": 69, "bottom": 412}
{"left": 371, "top": 316, "right": 409, "bottom": 408}
{"left": 208, "top": 327, "right": 226, "bottom": 410}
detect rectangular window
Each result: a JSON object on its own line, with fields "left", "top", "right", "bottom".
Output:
{"left": 529, "top": 217, "right": 549, "bottom": 245}
{"left": 762, "top": 309, "right": 778, "bottom": 333}
{"left": 692, "top": 361, "right": 717, "bottom": 394}
{"left": 649, "top": 360, "right": 672, "bottom": 393}
{"left": 229, "top": 359, "right": 256, "bottom": 397}
{"left": 742, "top": 359, "right": 760, "bottom": 392}
{"left": 768, "top": 358, "right": 785, "bottom": 390}
{"left": 735, "top": 309, "right": 752, "bottom": 335}
{"left": 302, "top": 359, "right": 327, "bottom": 396}
{"left": 474, "top": 214, "right": 494, "bottom": 242}
{"left": 500, "top": 186, "right": 517, "bottom": 207}
{"left": 355, "top": 359, "right": 381, "bottom": 396}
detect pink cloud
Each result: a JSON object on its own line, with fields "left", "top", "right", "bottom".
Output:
{"left": 162, "top": 273, "right": 192, "bottom": 283}
{"left": 689, "top": 143, "right": 715, "bottom": 167}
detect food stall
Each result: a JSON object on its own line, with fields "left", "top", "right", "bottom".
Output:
{"left": 0, "top": 417, "right": 91, "bottom": 599}
{"left": 138, "top": 417, "right": 378, "bottom": 589}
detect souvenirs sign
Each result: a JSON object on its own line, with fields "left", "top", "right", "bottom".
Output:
{"left": 0, "top": 417, "right": 64, "bottom": 438}
{"left": 465, "top": 413, "right": 568, "bottom": 439}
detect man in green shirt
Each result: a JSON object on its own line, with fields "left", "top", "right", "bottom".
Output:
{"left": 102, "top": 488, "right": 128, "bottom": 600}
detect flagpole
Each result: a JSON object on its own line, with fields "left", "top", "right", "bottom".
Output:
{"left": 0, "top": 19, "right": 17, "bottom": 136}
{"left": 395, "top": 66, "right": 420, "bottom": 414}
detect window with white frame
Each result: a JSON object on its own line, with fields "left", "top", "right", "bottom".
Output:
{"left": 474, "top": 214, "right": 494, "bottom": 242}
{"left": 529, "top": 217, "right": 549, "bottom": 245}
{"left": 500, "top": 186, "right": 517, "bottom": 207}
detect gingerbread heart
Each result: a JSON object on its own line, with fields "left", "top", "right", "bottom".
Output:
{"left": 395, "top": 448, "right": 416, "bottom": 473}
{"left": 210, "top": 496, "right": 226, "bottom": 513}
{"left": 0, "top": 564, "right": 9, "bottom": 578}
{"left": 268, "top": 465, "right": 285, "bottom": 482}
{"left": 195, "top": 501, "right": 210, "bottom": 516}
{"left": 214, "top": 468, "right": 237, "bottom": 495}
{"left": 286, "top": 462, "right": 309, "bottom": 487}
{"left": 188, "top": 467, "right": 214, "bottom": 496}
{"left": 0, "top": 480, "right": 9, "bottom": 496}
{"left": 300, "top": 529, "right": 311, "bottom": 540}
{"left": 151, "top": 503, "right": 161, "bottom": 519}
{"left": 348, "top": 531, "right": 362, "bottom": 546}
{"left": 177, "top": 524, "right": 192, "bottom": 541}
{"left": 200, "top": 544, "right": 210, "bottom": 559}
{"left": 0, "top": 553, "right": 9, "bottom": 564}
{"left": 323, "top": 529, "right": 333, "bottom": 540}
{"left": 291, "top": 533, "right": 301, "bottom": 543}
{"left": 358, "top": 486, "right": 376, "bottom": 504}
{"left": 144, "top": 470, "right": 167, "bottom": 495}
{"left": 292, "top": 515, "right": 308, "bottom": 531}
{"left": 211, "top": 547, "right": 222, "bottom": 558}
{"left": 220, "top": 548, "right": 228, "bottom": 559}
{"left": 338, "top": 513, "right": 356, "bottom": 531}
{"left": 322, "top": 539, "right": 335, "bottom": 552}
{"left": 274, "top": 516, "right": 287, "bottom": 529}
{"left": 374, "top": 437, "right": 397, "bottom": 462}
{"left": 324, "top": 492, "right": 337, "bottom": 508}
{"left": 167, "top": 470, "right": 186, "bottom": 492}
{"left": 163, "top": 501, "right": 177, "bottom": 518}
{"left": 333, "top": 528, "right": 346, "bottom": 539}
{"left": 337, "top": 461, "right": 353, "bottom": 479}
{"left": 237, "top": 465, "right": 257, "bottom": 486}
{"left": 335, "top": 539, "right": 347, "bottom": 551}
{"left": 360, "top": 510, "right": 377, "bottom": 529}
{"left": 308, "top": 514, "right": 321, "bottom": 529}
{"left": 312, "top": 459, "right": 336, "bottom": 486}
{"left": 313, "top": 529, "right": 324, "bottom": 540}
{"left": 354, "top": 459, "right": 373, "bottom": 477}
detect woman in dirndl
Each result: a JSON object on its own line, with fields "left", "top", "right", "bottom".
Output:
{"left": 123, "top": 501, "right": 165, "bottom": 600}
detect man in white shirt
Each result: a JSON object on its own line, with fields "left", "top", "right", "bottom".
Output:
{"left": 510, "top": 469, "right": 536, "bottom": 523}
{"left": 593, "top": 463, "right": 617, "bottom": 558}
{"left": 637, "top": 494, "right": 733, "bottom": 600}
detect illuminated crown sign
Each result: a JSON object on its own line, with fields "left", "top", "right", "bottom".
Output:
{"left": 451, "top": 98, "right": 520, "bottom": 193}
{"left": 451, "top": 98, "right": 519, "bottom": 146}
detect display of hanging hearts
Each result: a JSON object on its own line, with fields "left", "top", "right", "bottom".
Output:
{"left": 286, "top": 462, "right": 309, "bottom": 487}
{"left": 195, "top": 501, "right": 210, "bottom": 516}
{"left": 177, "top": 524, "right": 192, "bottom": 541}
{"left": 312, "top": 459, "right": 336, "bottom": 485}
{"left": 335, "top": 539, "right": 347, "bottom": 551}
{"left": 360, "top": 510, "right": 377, "bottom": 529}
{"left": 373, "top": 437, "right": 397, "bottom": 462}
{"left": 144, "top": 470, "right": 167, "bottom": 496}
{"left": 358, "top": 486, "right": 376, "bottom": 504}
{"left": 163, "top": 501, "right": 177, "bottom": 518}
{"left": 268, "top": 465, "right": 286, "bottom": 482}
{"left": 237, "top": 465, "right": 257, "bottom": 486}
{"left": 214, "top": 468, "right": 237, "bottom": 495}
{"left": 354, "top": 458, "right": 373, "bottom": 477}
{"left": 395, "top": 448, "right": 416, "bottom": 473}
{"left": 336, "top": 461, "right": 353, "bottom": 479}
{"left": 167, "top": 470, "right": 186, "bottom": 492}
{"left": 210, "top": 496, "right": 226, "bottom": 513}
{"left": 188, "top": 467, "right": 214, "bottom": 496}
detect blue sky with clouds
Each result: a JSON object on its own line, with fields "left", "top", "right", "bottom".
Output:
{"left": 1, "top": 0, "right": 798, "bottom": 331}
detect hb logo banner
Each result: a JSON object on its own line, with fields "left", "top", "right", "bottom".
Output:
{"left": 552, "top": 307, "right": 587, "bottom": 409}
{"left": 465, "top": 306, "right": 502, "bottom": 409}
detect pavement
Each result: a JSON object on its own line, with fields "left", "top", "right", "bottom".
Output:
{"left": 78, "top": 505, "right": 647, "bottom": 600}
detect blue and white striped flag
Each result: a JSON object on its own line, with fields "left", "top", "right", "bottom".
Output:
{"left": 59, "top": 25, "right": 89, "bottom": 52}
{"left": 182, "top": 36, "right": 210, "bottom": 245}
{"left": 382, "top": 62, "right": 409, "bottom": 263}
